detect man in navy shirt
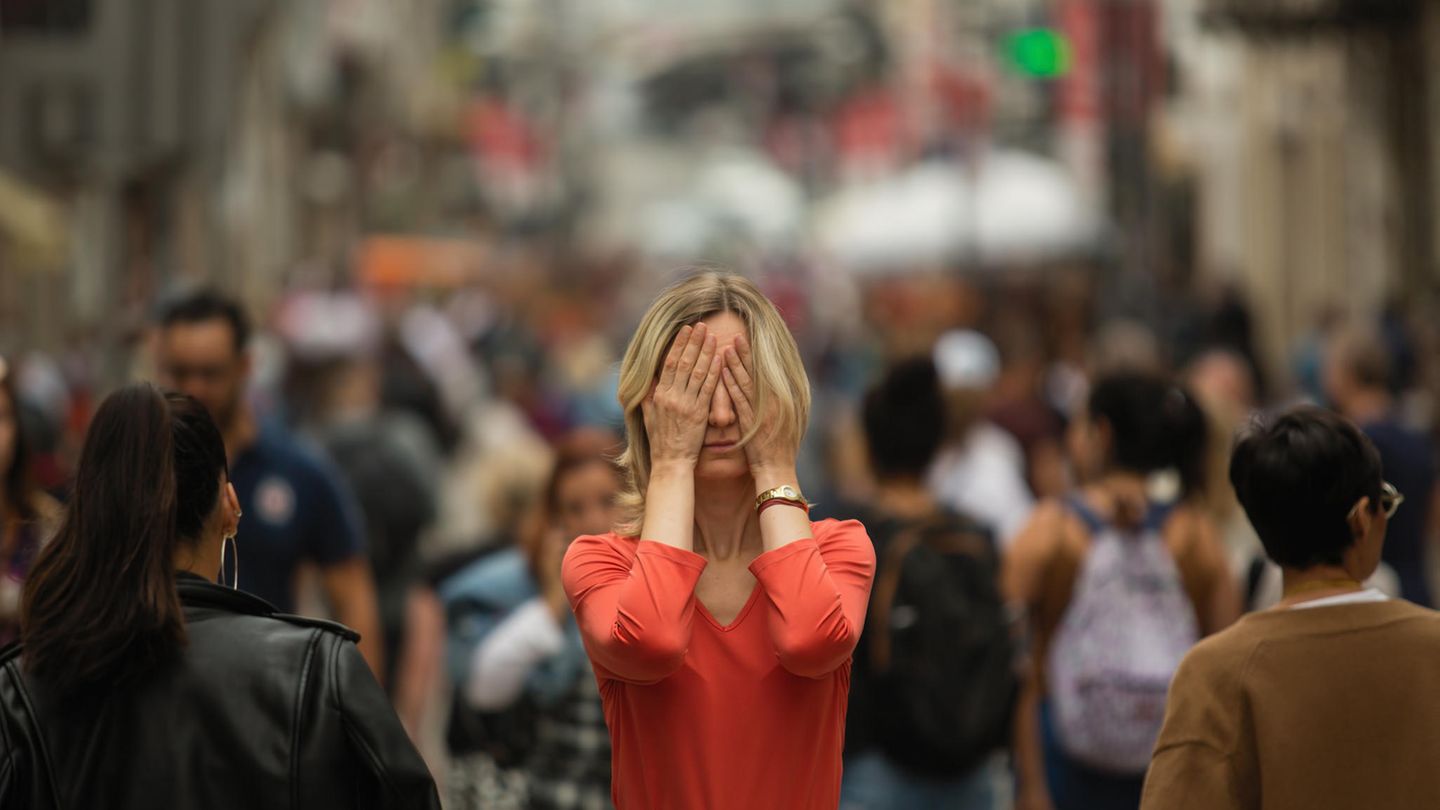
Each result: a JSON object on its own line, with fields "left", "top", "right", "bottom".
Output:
{"left": 1326, "top": 325, "right": 1438, "bottom": 607}
{"left": 156, "top": 290, "right": 385, "bottom": 676}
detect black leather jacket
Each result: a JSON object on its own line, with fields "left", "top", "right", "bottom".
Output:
{"left": 0, "top": 573, "right": 440, "bottom": 809}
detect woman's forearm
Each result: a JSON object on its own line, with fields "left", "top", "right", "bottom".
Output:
{"left": 641, "top": 462, "right": 697, "bottom": 549}
{"left": 563, "top": 534, "right": 707, "bottom": 684}
{"left": 754, "top": 465, "right": 813, "bottom": 553}
{"left": 749, "top": 519, "right": 874, "bottom": 678}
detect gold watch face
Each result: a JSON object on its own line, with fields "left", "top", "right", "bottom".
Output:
{"left": 780, "top": 485, "right": 800, "bottom": 499}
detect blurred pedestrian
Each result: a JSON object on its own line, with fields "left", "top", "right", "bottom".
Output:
{"left": 155, "top": 290, "right": 385, "bottom": 677}
{"left": 410, "top": 430, "right": 555, "bottom": 807}
{"left": 1323, "top": 324, "right": 1437, "bottom": 606}
{"left": 841, "top": 357, "right": 1017, "bottom": 810}
{"left": 302, "top": 351, "right": 442, "bottom": 692}
{"left": 562, "top": 271, "right": 875, "bottom": 809}
{"left": 1142, "top": 407, "right": 1440, "bottom": 809}
{"left": 0, "top": 356, "right": 60, "bottom": 646}
{"left": 0, "top": 384, "right": 438, "bottom": 809}
{"left": 929, "top": 330, "right": 1035, "bottom": 545}
{"left": 987, "top": 321, "right": 1068, "bottom": 501}
{"left": 447, "top": 429, "right": 622, "bottom": 810}
{"left": 1005, "top": 373, "right": 1240, "bottom": 810}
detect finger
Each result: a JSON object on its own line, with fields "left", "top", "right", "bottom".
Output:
{"left": 688, "top": 333, "right": 717, "bottom": 396}
{"left": 721, "top": 365, "right": 755, "bottom": 424}
{"left": 658, "top": 325, "right": 691, "bottom": 390}
{"left": 697, "top": 350, "right": 723, "bottom": 404}
{"left": 734, "top": 333, "right": 755, "bottom": 375}
{"left": 675, "top": 322, "right": 707, "bottom": 386}
{"left": 724, "top": 344, "right": 755, "bottom": 395}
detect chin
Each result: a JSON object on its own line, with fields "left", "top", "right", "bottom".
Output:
{"left": 694, "top": 457, "right": 750, "bottom": 481}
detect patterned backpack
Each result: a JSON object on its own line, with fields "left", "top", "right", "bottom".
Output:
{"left": 1046, "top": 497, "right": 1199, "bottom": 774}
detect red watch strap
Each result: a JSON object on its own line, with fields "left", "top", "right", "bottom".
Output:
{"left": 757, "top": 497, "right": 810, "bottom": 517}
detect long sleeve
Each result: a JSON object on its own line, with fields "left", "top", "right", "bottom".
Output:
{"left": 1141, "top": 641, "right": 1255, "bottom": 810}
{"left": 1141, "top": 742, "right": 1247, "bottom": 810}
{"left": 748, "top": 519, "right": 876, "bottom": 678}
{"left": 562, "top": 534, "right": 707, "bottom": 684}
{"left": 464, "top": 597, "right": 567, "bottom": 710}
{"left": 329, "top": 635, "right": 441, "bottom": 810}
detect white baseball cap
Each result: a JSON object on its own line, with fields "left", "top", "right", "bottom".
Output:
{"left": 933, "top": 329, "right": 1000, "bottom": 390}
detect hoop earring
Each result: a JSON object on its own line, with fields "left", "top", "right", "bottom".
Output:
{"left": 221, "top": 534, "right": 239, "bottom": 590}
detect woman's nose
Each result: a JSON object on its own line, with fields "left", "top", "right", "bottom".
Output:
{"left": 709, "top": 381, "right": 736, "bottom": 427}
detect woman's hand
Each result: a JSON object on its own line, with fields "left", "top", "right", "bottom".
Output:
{"left": 721, "top": 333, "right": 797, "bottom": 479}
{"left": 644, "top": 322, "right": 722, "bottom": 471}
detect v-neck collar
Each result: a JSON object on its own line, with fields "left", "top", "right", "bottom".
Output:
{"left": 695, "top": 583, "right": 763, "bottom": 632}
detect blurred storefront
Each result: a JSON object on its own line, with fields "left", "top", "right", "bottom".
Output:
{"left": 0, "top": 0, "right": 451, "bottom": 375}
{"left": 1179, "top": 0, "right": 1440, "bottom": 380}
{"left": 0, "top": 0, "right": 272, "bottom": 364}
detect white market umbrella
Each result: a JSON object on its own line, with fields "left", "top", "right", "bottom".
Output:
{"left": 813, "top": 150, "right": 1101, "bottom": 272}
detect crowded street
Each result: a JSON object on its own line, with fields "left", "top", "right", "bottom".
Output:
{"left": 3, "top": 1, "right": 1440, "bottom": 809}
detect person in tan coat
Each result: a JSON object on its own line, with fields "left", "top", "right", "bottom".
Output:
{"left": 1142, "top": 406, "right": 1440, "bottom": 810}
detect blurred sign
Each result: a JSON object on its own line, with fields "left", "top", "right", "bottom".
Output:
{"left": 0, "top": 170, "right": 67, "bottom": 271}
{"left": 1004, "top": 28, "right": 1071, "bottom": 79}
{"left": 356, "top": 236, "right": 489, "bottom": 290}
{"left": 1056, "top": 0, "right": 1104, "bottom": 202}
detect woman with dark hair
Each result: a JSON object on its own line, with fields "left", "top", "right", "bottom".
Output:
{"left": 0, "top": 357, "right": 60, "bottom": 646}
{"left": 1004, "top": 372, "right": 1240, "bottom": 810}
{"left": 0, "top": 383, "right": 439, "bottom": 810}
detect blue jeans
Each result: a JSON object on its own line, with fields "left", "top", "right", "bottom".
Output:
{"left": 840, "top": 751, "right": 1008, "bottom": 810}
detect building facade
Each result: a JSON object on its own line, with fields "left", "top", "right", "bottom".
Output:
{"left": 1176, "top": 0, "right": 1439, "bottom": 382}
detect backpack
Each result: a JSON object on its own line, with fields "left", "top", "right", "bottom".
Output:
{"left": 444, "top": 605, "right": 540, "bottom": 766}
{"left": 1046, "top": 497, "right": 1199, "bottom": 774}
{"left": 437, "top": 546, "right": 539, "bottom": 766}
{"left": 866, "top": 513, "right": 1019, "bottom": 776}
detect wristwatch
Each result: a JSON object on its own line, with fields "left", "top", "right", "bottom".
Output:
{"left": 755, "top": 484, "right": 809, "bottom": 514}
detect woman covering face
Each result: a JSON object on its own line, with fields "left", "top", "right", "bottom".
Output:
{"left": 561, "top": 270, "right": 876, "bottom": 810}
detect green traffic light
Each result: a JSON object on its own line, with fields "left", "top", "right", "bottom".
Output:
{"left": 1005, "top": 28, "right": 1070, "bottom": 78}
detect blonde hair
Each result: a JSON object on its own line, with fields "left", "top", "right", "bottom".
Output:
{"left": 614, "top": 270, "right": 811, "bottom": 536}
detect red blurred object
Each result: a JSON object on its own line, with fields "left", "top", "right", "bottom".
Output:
{"left": 356, "top": 236, "right": 489, "bottom": 291}
{"left": 466, "top": 97, "right": 543, "bottom": 171}
{"left": 832, "top": 86, "right": 906, "bottom": 165}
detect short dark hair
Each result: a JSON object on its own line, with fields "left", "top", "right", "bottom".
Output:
{"left": 1088, "top": 372, "right": 1208, "bottom": 496}
{"left": 863, "top": 357, "right": 945, "bottom": 479}
{"left": 159, "top": 289, "right": 251, "bottom": 353}
{"left": 1229, "top": 406, "right": 1383, "bottom": 569}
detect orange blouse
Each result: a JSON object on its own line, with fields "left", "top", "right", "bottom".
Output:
{"left": 562, "top": 519, "right": 876, "bottom": 810}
